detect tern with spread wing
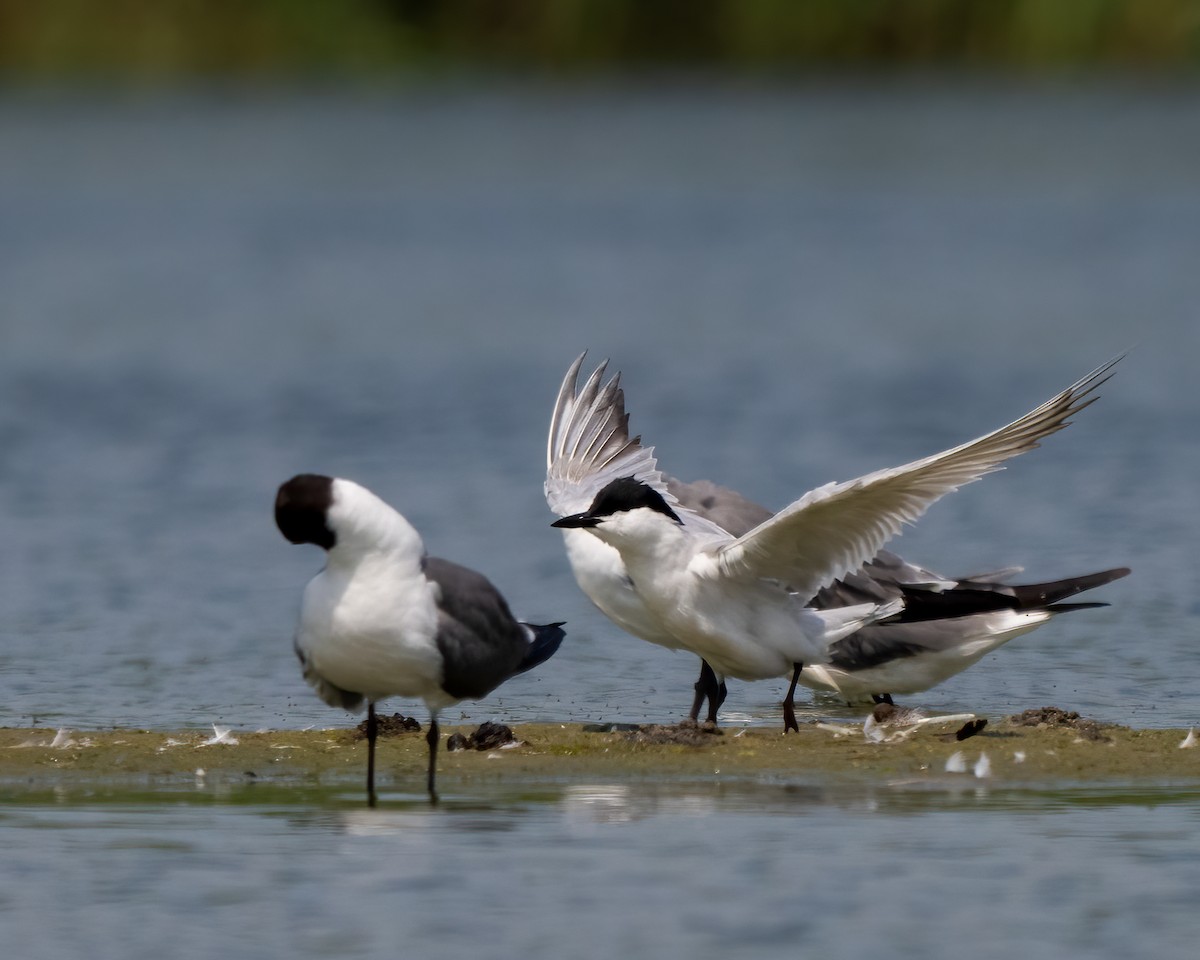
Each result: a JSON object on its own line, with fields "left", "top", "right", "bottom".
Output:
{"left": 547, "top": 354, "right": 1126, "bottom": 728}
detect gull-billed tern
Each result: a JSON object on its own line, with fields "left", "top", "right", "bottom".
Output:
{"left": 547, "top": 354, "right": 1125, "bottom": 728}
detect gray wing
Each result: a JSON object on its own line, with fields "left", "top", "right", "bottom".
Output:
{"left": 815, "top": 557, "right": 1129, "bottom": 614}
{"left": 424, "top": 557, "right": 532, "bottom": 701}
{"left": 827, "top": 619, "right": 992, "bottom": 671}
{"left": 825, "top": 565, "right": 1129, "bottom": 672}
{"left": 665, "top": 477, "right": 773, "bottom": 538}
{"left": 814, "top": 549, "right": 957, "bottom": 607}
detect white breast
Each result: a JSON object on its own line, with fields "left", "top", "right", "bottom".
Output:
{"left": 296, "top": 551, "right": 445, "bottom": 705}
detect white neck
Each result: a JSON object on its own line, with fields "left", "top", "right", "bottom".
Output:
{"left": 592, "top": 508, "right": 691, "bottom": 574}
{"left": 326, "top": 478, "right": 425, "bottom": 569}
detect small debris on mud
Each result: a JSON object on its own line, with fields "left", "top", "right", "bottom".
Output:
{"left": 446, "top": 721, "right": 518, "bottom": 752}
{"left": 864, "top": 703, "right": 986, "bottom": 744}
{"left": 871, "top": 703, "right": 919, "bottom": 725}
{"left": 353, "top": 713, "right": 421, "bottom": 740}
{"left": 581, "top": 722, "right": 642, "bottom": 733}
{"left": 1007, "top": 706, "right": 1111, "bottom": 743}
{"left": 622, "top": 721, "right": 723, "bottom": 746}
{"left": 469, "top": 721, "right": 517, "bottom": 750}
{"left": 953, "top": 718, "right": 989, "bottom": 741}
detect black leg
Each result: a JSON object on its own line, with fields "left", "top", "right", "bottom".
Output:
{"left": 366, "top": 701, "right": 378, "bottom": 808}
{"left": 783, "top": 663, "right": 803, "bottom": 733}
{"left": 426, "top": 715, "right": 440, "bottom": 804}
{"left": 689, "top": 665, "right": 707, "bottom": 722}
{"left": 705, "top": 679, "right": 728, "bottom": 726}
{"left": 690, "top": 660, "right": 718, "bottom": 723}
{"left": 689, "top": 660, "right": 728, "bottom": 727}
{"left": 872, "top": 693, "right": 895, "bottom": 706}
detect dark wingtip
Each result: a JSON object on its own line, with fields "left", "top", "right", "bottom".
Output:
{"left": 516, "top": 621, "right": 567, "bottom": 675}
{"left": 1010, "top": 566, "right": 1131, "bottom": 608}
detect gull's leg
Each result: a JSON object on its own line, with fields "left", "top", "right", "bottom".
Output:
{"left": 783, "top": 663, "right": 803, "bottom": 733}
{"left": 426, "top": 714, "right": 440, "bottom": 804}
{"left": 366, "top": 701, "right": 378, "bottom": 808}
{"left": 872, "top": 693, "right": 895, "bottom": 706}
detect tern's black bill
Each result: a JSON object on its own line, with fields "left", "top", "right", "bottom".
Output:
{"left": 552, "top": 514, "right": 601, "bottom": 529}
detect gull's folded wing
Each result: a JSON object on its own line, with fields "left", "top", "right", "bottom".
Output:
{"left": 702, "top": 356, "right": 1121, "bottom": 601}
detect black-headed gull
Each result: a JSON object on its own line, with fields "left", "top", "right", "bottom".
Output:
{"left": 276, "top": 474, "right": 565, "bottom": 804}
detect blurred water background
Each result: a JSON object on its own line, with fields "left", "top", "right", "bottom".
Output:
{"left": 3, "top": 82, "right": 1194, "bottom": 732}
{"left": 2, "top": 4, "right": 1200, "bottom": 959}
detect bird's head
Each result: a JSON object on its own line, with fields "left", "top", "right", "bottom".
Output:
{"left": 275, "top": 474, "right": 423, "bottom": 561}
{"left": 275, "top": 474, "right": 338, "bottom": 550}
{"left": 552, "top": 477, "right": 683, "bottom": 547}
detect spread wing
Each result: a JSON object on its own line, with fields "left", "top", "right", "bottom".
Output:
{"left": 545, "top": 352, "right": 675, "bottom": 516}
{"left": 703, "top": 356, "right": 1121, "bottom": 601}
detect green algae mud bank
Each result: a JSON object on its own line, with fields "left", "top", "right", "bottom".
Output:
{"left": 2, "top": 708, "right": 1198, "bottom": 802}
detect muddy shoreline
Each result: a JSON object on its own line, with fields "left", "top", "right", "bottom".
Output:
{"left": 3, "top": 710, "right": 1197, "bottom": 794}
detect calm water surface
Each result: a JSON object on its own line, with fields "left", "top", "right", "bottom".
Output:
{"left": 1, "top": 81, "right": 1198, "bottom": 958}
{"left": 3, "top": 779, "right": 1200, "bottom": 960}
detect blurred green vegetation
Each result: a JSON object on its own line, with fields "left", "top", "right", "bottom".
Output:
{"left": 1, "top": 0, "right": 1198, "bottom": 80}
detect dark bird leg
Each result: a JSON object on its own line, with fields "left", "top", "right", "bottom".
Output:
{"left": 872, "top": 693, "right": 895, "bottom": 706}
{"left": 366, "top": 701, "right": 378, "bottom": 808}
{"left": 689, "top": 660, "right": 719, "bottom": 723}
{"left": 705, "top": 678, "right": 728, "bottom": 726}
{"left": 688, "top": 669, "right": 706, "bottom": 722}
{"left": 426, "top": 714, "right": 440, "bottom": 804}
{"left": 783, "top": 663, "right": 803, "bottom": 733}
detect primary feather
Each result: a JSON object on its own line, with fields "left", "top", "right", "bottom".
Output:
{"left": 705, "top": 357, "right": 1120, "bottom": 602}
